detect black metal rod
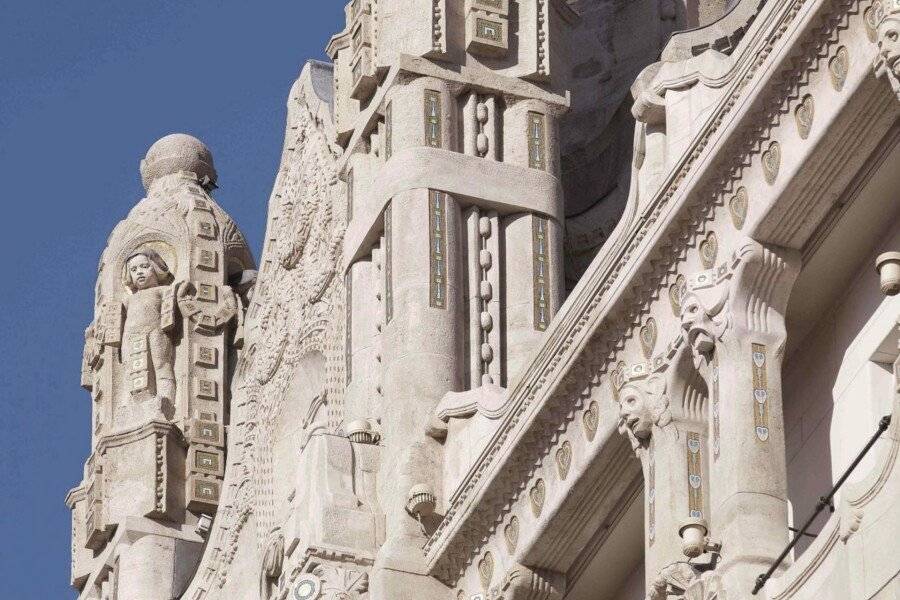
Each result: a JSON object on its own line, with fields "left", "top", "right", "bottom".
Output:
{"left": 752, "top": 415, "right": 892, "bottom": 595}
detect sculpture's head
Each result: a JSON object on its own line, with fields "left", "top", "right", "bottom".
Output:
{"left": 123, "top": 248, "right": 172, "bottom": 292}
{"left": 140, "top": 133, "right": 217, "bottom": 192}
{"left": 876, "top": 6, "right": 900, "bottom": 77}
{"left": 680, "top": 293, "right": 717, "bottom": 359}
{"left": 616, "top": 373, "right": 670, "bottom": 449}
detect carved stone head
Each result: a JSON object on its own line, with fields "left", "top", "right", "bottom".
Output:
{"left": 679, "top": 289, "right": 727, "bottom": 368}
{"left": 123, "top": 248, "right": 172, "bottom": 292}
{"left": 617, "top": 373, "right": 671, "bottom": 449}
{"left": 873, "top": 1, "right": 900, "bottom": 95}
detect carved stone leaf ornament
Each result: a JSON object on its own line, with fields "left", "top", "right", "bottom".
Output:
{"left": 795, "top": 94, "right": 814, "bottom": 140}
{"left": 530, "top": 479, "right": 546, "bottom": 517}
{"left": 829, "top": 46, "right": 849, "bottom": 91}
{"left": 699, "top": 232, "right": 718, "bottom": 269}
{"left": 555, "top": 441, "right": 572, "bottom": 480}
{"left": 478, "top": 551, "right": 495, "bottom": 590}
{"left": 762, "top": 141, "right": 781, "bottom": 185}
{"left": 729, "top": 187, "right": 749, "bottom": 230}
{"left": 504, "top": 516, "right": 520, "bottom": 553}
{"left": 639, "top": 318, "right": 658, "bottom": 358}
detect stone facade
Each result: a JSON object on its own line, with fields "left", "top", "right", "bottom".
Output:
{"left": 68, "top": 1, "right": 900, "bottom": 599}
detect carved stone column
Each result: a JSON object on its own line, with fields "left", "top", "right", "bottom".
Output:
{"left": 678, "top": 240, "right": 800, "bottom": 598}
{"left": 614, "top": 334, "right": 710, "bottom": 592}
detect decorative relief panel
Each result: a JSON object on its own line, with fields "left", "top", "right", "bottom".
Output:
{"left": 530, "top": 479, "right": 546, "bottom": 517}
{"left": 430, "top": 191, "right": 448, "bottom": 309}
{"left": 504, "top": 516, "right": 519, "bottom": 553}
{"left": 555, "top": 440, "right": 572, "bottom": 480}
{"left": 729, "top": 188, "right": 748, "bottom": 230}
{"left": 829, "top": 45, "right": 849, "bottom": 91}
{"left": 795, "top": 94, "right": 814, "bottom": 140}
{"left": 762, "top": 141, "right": 781, "bottom": 185}
{"left": 582, "top": 401, "right": 598, "bottom": 442}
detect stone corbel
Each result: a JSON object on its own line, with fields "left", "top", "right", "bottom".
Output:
{"left": 426, "top": 383, "right": 510, "bottom": 439}
{"left": 490, "top": 565, "right": 564, "bottom": 600}
{"left": 869, "top": 0, "right": 900, "bottom": 101}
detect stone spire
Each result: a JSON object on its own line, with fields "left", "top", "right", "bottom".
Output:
{"left": 66, "top": 134, "right": 255, "bottom": 599}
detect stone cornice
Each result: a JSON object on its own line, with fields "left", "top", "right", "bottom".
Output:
{"left": 424, "top": 0, "right": 876, "bottom": 582}
{"left": 95, "top": 419, "right": 185, "bottom": 454}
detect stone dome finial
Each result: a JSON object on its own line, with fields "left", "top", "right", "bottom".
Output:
{"left": 140, "top": 133, "right": 218, "bottom": 192}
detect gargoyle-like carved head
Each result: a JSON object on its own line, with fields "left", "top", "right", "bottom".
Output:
{"left": 679, "top": 289, "right": 727, "bottom": 369}
{"left": 873, "top": 1, "right": 900, "bottom": 95}
{"left": 123, "top": 248, "right": 172, "bottom": 292}
{"left": 617, "top": 373, "right": 671, "bottom": 449}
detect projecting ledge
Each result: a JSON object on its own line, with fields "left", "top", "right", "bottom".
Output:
{"left": 343, "top": 146, "right": 564, "bottom": 267}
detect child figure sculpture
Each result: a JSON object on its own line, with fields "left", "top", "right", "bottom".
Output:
{"left": 121, "top": 248, "right": 181, "bottom": 407}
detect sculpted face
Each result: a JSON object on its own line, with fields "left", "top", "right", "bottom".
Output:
{"left": 878, "top": 14, "right": 900, "bottom": 77}
{"left": 127, "top": 254, "right": 160, "bottom": 291}
{"left": 680, "top": 294, "right": 716, "bottom": 359}
{"left": 618, "top": 387, "right": 654, "bottom": 440}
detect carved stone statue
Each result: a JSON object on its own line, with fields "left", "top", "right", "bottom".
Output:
{"left": 120, "top": 247, "right": 181, "bottom": 408}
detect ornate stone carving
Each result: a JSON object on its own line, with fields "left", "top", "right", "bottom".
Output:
{"left": 582, "top": 401, "right": 598, "bottom": 442}
{"left": 479, "top": 551, "right": 495, "bottom": 590}
{"left": 555, "top": 440, "right": 572, "bottom": 480}
{"left": 761, "top": 141, "right": 781, "bottom": 185}
{"left": 794, "top": 94, "right": 814, "bottom": 140}
{"left": 504, "top": 516, "right": 519, "bottom": 553}
{"left": 829, "top": 45, "right": 849, "bottom": 91}
{"left": 490, "top": 565, "right": 564, "bottom": 600}
{"left": 872, "top": 1, "right": 900, "bottom": 99}
{"left": 728, "top": 187, "right": 748, "bottom": 231}
{"left": 529, "top": 479, "right": 546, "bottom": 517}
{"left": 699, "top": 232, "right": 718, "bottom": 270}
{"left": 640, "top": 318, "right": 658, "bottom": 358}
{"left": 615, "top": 371, "right": 673, "bottom": 451}
{"left": 120, "top": 248, "right": 180, "bottom": 408}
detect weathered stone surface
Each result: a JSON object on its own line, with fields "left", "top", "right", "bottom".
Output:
{"left": 69, "top": 2, "right": 900, "bottom": 599}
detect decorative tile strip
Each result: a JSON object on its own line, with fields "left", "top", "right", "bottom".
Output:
{"left": 648, "top": 443, "right": 656, "bottom": 545}
{"left": 532, "top": 216, "right": 550, "bottom": 330}
{"left": 385, "top": 203, "right": 393, "bottom": 324}
{"left": 384, "top": 102, "right": 393, "bottom": 160}
{"left": 345, "top": 271, "right": 353, "bottom": 383}
{"left": 687, "top": 432, "right": 703, "bottom": 517}
{"left": 346, "top": 169, "right": 354, "bottom": 223}
{"left": 752, "top": 343, "right": 770, "bottom": 442}
{"left": 712, "top": 354, "right": 721, "bottom": 458}
{"left": 527, "top": 111, "right": 546, "bottom": 170}
{"left": 425, "top": 90, "right": 442, "bottom": 148}
{"left": 429, "top": 191, "right": 448, "bottom": 308}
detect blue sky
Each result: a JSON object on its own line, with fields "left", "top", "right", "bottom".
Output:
{"left": 0, "top": 2, "right": 342, "bottom": 596}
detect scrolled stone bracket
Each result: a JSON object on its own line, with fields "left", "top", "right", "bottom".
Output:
{"left": 488, "top": 565, "right": 564, "bottom": 600}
